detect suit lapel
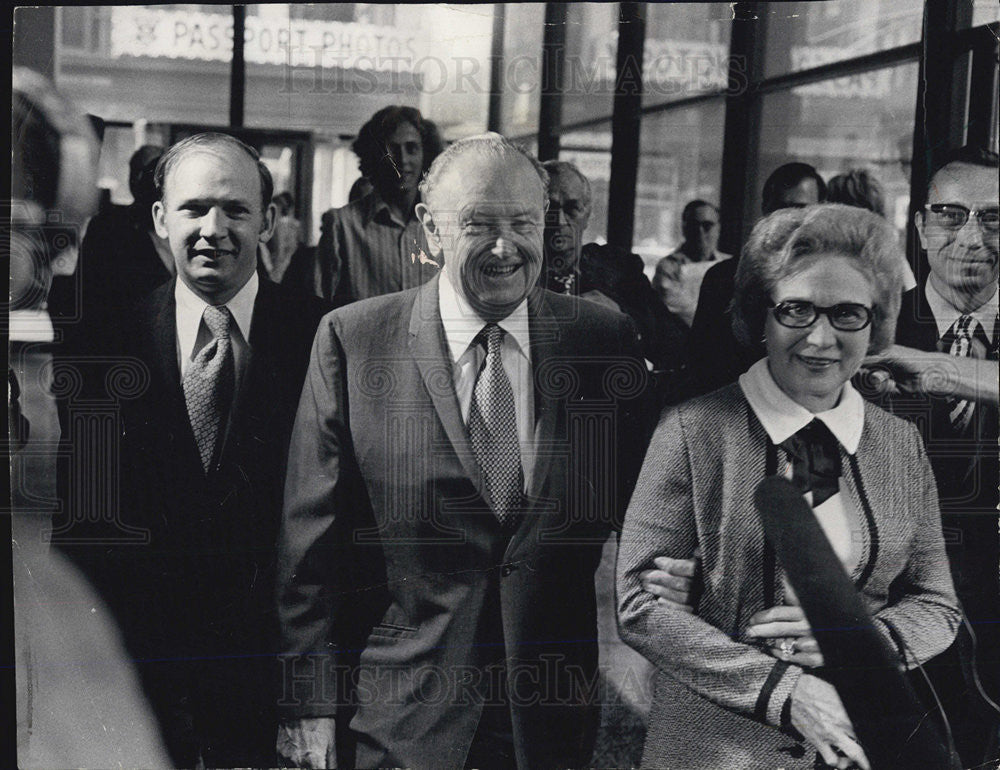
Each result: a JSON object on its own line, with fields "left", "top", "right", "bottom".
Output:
{"left": 218, "top": 278, "right": 276, "bottom": 466}
{"left": 525, "top": 288, "right": 561, "bottom": 504}
{"left": 144, "top": 280, "right": 203, "bottom": 474}
{"left": 896, "top": 285, "right": 941, "bottom": 351}
{"left": 408, "top": 277, "right": 486, "bottom": 494}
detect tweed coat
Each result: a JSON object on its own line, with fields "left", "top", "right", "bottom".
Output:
{"left": 617, "top": 382, "right": 961, "bottom": 769}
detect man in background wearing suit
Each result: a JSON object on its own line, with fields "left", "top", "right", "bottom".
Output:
{"left": 867, "top": 145, "right": 998, "bottom": 767}
{"left": 276, "top": 133, "right": 651, "bottom": 769}
{"left": 55, "top": 132, "right": 328, "bottom": 767}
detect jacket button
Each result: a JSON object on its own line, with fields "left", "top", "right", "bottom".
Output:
{"left": 501, "top": 564, "right": 518, "bottom": 577}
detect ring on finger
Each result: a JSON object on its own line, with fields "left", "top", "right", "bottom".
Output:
{"left": 778, "top": 638, "right": 796, "bottom": 658}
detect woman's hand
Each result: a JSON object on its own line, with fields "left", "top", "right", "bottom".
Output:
{"left": 745, "top": 606, "right": 824, "bottom": 668}
{"left": 790, "top": 674, "right": 870, "bottom": 770}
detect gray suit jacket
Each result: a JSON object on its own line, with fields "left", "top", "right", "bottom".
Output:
{"left": 278, "top": 275, "right": 652, "bottom": 769}
{"left": 617, "top": 383, "right": 960, "bottom": 769}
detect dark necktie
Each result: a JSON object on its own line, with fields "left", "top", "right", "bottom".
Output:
{"left": 468, "top": 323, "right": 523, "bottom": 527}
{"left": 183, "top": 305, "right": 235, "bottom": 472}
{"left": 939, "top": 314, "right": 991, "bottom": 433}
{"left": 779, "top": 419, "right": 842, "bottom": 507}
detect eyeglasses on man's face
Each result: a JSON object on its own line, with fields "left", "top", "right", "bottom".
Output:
{"left": 925, "top": 203, "right": 1000, "bottom": 234}
{"left": 769, "top": 300, "right": 874, "bottom": 331}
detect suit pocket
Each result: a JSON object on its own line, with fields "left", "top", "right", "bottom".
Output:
{"left": 368, "top": 622, "right": 418, "bottom": 640}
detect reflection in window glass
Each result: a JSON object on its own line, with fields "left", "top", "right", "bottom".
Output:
{"left": 500, "top": 3, "right": 545, "bottom": 138}
{"left": 562, "top": 3, "right": 619, "bottom": 125}
{"left": 560, "top": 127, "right": 612, "bottom": 246}
{"left": 643, "top": 3, "right": 731, "bottom": 108}
{"left": 244, "top": 4, "right": 493, "bottom": 141}
{"left": 55, "top": 5, "right": 232, "bottom": 125}
{"left": 972, "top": 1, "right": 1000, "bottom": 26}
{"left": 764, "top": 0, "right": 923, "bottom": 77}
{"left": 633, "top": 101, "right": 725, "bottom": 273}
{"left": 755, "top": 62, "right": 919, "bottom": 241}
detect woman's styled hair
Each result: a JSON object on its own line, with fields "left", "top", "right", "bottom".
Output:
{"left": 826, "top": 168, "right": 886, "bottom": 216}
{"left": 731, "top": 204, "right": 907, "bottom": 354}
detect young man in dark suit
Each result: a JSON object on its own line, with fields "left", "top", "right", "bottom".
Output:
{"left": 55, "top": 132, "right": 328, "bottom": 767}
{"left": 276, "top": 134, "right": 652, "bottom": 769}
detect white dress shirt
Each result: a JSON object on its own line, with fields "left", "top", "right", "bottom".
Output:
{"left": 739, "top": 358, "right": 864, "bottom": 579}
{"left": 174, "top": 272, "right": 257, "bottom": 398}
{"left": 924, "top": 279, "right": 999, "bottom": 343}
{"left": 438, "top": 274, "right": 535, "bottom": 491}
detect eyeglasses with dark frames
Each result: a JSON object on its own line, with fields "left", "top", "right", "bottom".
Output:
{"left": 769, "top": 300, "right": 873, "bottom": 331}
{"left": 925, "top": 203, "right": 1000, "bottom": 234}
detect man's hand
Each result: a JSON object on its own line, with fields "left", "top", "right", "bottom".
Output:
{"left": 640, "top": 554, "right": 699, "bottom": 612}
{"left": 745, "top": 605, "right": 824, "bottom": 668}
{"left": 790, "top": 674, "right": 870, "bottom": 770}
{"left": 863, "top": 344, "right": 999, "bottom": 403}
{"left": 277, "top": 717, "right": 337, "bottom": 769}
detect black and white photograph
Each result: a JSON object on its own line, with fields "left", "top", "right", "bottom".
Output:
{"left": 7, "top": 2, "right": 1000, "bottom": 768}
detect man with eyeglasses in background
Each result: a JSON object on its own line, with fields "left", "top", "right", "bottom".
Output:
{"left": 867, "top": 145, "right": 999, "bottom": 768}
{"left": 652, "top": 200, "right": 733, "bottom": 328}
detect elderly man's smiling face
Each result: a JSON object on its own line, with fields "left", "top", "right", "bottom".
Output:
{"left": 420, "top": 150, "right": 546, "bottom": 321}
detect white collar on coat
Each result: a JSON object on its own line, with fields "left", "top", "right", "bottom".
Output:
{"left": 739, "top": 358, "right": 864, "bottom": 454}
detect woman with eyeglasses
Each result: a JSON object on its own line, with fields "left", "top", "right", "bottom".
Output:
{"left": 617, "top": 204, "right": 961, "bottom": 769}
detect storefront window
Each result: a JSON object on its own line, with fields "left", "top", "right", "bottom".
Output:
{"left": 632, "top": 100, "right": 725, "bottom": 272}
{"left": 764, "top": 0, "right": 923, "bottom": 78}
{"left": 499, "top": 2, "right": 545, "bottom": 139}
{"left": 243, "top": 3, "right": 493, "bottom": 141}
{"left": 559, "top": 126, "right": 612, "bottom": 247}
{"left": 643, "top": 3, "right": 731, "bottom": 108}
{"left": 972, "top": 1, "right": 1000, "bottom": 26}
{"left": 562, "top": 3, "right": 619, "bottom": 125}
{"left": 754, "top": 62, "right": 919, "bottom": 239}
{"left": 55, "top": 5, "right": 233, "bottom": 126}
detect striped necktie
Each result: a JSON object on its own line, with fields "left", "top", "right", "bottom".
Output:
{"left": 941, "top": 314, "right": 990, "bottom": 433}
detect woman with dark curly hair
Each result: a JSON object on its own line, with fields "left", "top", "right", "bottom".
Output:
{"left": 617, "top": 204, "right": 961, "bottom": 769}
{"left": 316, "top": 105, "right": 445, "bottom": 304}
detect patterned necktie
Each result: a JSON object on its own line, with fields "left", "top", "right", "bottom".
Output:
{"left": 779, "top": 419, "right": 842, "bottom": 507}
{"left": 183, "top": 305, "right": 235, "bottom": 472}
{"left": 941, "top": 314, "right": 988, "bottom": 433}
{"left": 468, "top": 323, "right": 523, "bottom": 527}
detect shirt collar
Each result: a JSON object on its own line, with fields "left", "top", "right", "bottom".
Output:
{"left": 174, "top": 271, "right": 258, "bottom": 356}
{"left": 437, "top": 273, "right": 531, "bottom": 364}
{"left": 924, "top": 278, "right": 998, "bottom": 341}
{"left": 739, "top": 357, "right": 864, "bottom": 454}
{"left": 363, "top": 188, "right": 420, "bottom": 228}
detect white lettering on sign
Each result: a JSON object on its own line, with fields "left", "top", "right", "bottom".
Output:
{"left": 790, "top": 47, "right": 892, "bottom": 99}
{"left": 594, "top": 36, "right": 730, "bottom": 93}
{"left": 109, "top": 7, "right": 422, "bottom": 70}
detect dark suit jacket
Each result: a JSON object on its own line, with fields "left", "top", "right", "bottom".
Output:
{"left": 277, "top": 276, "right": 652, "bottom": 770}
{"left": 686, "top": 257, "right": 762, "bottom": 397}
{"left": 54, "top": 276, "right": 329, "bottom": 766}
{"left": 49, "top": 205, "right": 172, "bottom": 346}
{"left": 872, "top": 286, "right": 999, "bottom": 617}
